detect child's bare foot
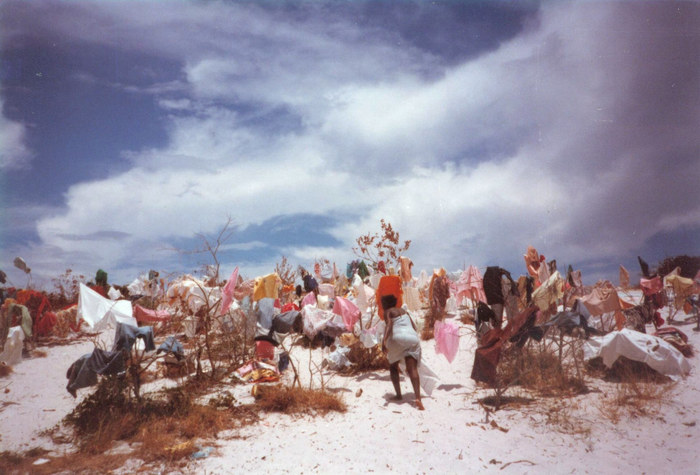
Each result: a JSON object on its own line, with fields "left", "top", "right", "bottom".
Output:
{"left": 415, "top": 399, "right": 425, "bottom": 410}
{"left": 393, "top": 395, "right": 403, "bottom": 401}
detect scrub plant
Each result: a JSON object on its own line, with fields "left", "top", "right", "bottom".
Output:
{"left": 353, "top": 219, "right": 411, "bottom": 271}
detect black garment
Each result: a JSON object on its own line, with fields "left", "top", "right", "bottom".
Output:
{"left": 483, "top": 267, "right": 516, "bottom": 305}
{"left": 508, "top": 308, "right": 543, "bottom": 347}
{"left": 270, "top": 311, "right": 301, "bottom": 334}
{"left": 476, "top": 301, "right": 497, "bottom": 328}
{"left": 66, "top": 323, "right": 156, "bottom": 397}
{"left": 566, "top": 265, "right": 576, "bottom": 287}
{"left": 66, "top": 348, "right": 125, "bottom": 397}
{"left": 638, "top": 256, "right": 651, "bottom": 278}
{"left": 524, "top": 276, "right": 535, "bottom": 305}
{"left": 303, "top": 274, "right": 318, "bottom": 293}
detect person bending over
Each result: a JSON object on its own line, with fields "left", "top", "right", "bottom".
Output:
{"left": 381, "top": 294, "right": 424, "bottom": 410}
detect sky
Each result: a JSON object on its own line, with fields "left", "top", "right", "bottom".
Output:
{"left": 0, "top": 0, "right": 699, "bottom": 288}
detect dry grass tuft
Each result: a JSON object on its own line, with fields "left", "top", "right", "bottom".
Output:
{"left": 542, "top": 401, "right": 592, "bottom": 437}
{"left": 0, "top": 363, "right": 13, "bottom": 378}
{"left": 54, "top": 374, "right": 260, "bottom": 471}
{"left": 592, "top": 357, "right": 676, "bottom": 424}
{"left": 342, "top": 344, "right": 390, "bottom": 374}
{"left": 255, "top": 384, "right": 347, "bottom": 415}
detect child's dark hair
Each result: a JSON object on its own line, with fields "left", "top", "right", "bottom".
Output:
{"left": 380, "top": 294, "right": 397, "bottom": 311}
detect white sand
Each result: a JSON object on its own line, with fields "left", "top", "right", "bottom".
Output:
{"left": 1, "top": 308, "right": 699, "bottom": 474}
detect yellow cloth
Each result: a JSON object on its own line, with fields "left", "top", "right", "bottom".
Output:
{"left": 531, "top": 271, "right": 564, "bottom": 311}
{"left": 253, "top": 273, "right": 280, "bottom": 301}
{"left": 664, "top": 274, "right": 696, "bottom": 309}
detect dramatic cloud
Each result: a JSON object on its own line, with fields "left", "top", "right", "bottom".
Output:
{"left": 1, "top": 1, "right": 698, "bottom": 285}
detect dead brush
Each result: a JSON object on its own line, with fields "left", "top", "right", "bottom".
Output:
{"left": 135, "top": 404, "right": 258, "bottom": 462}
{"left": 65, "top": 377, "right": 192, "bottom": 452}
{"left": 541, "top": 400, "right": 592, "bottom": 437}
{"left": 63, "top": 375, "right": 259, "bottom": 467}
{"left": 592, "top": 357, "right": 676, "bottom": 424}
{"left": 341, "top": 343, "right": 390, "bottom": 374}
{"left": 255, "top": 384, "right": 347, "bottom": 415}
{"left": 497, "top": 338, "right": 588, "bottom": 399}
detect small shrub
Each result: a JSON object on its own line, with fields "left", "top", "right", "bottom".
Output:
{"left": 255, "top": 384, "right": 346, "bottom": 415}
{"left": 343, "top": 344, "right": 389, "bottom": 374}
{"left": 0, "top": 363, "right": 12, "bottom": 378}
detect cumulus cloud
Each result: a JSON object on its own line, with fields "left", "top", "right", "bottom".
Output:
{"left": 0, "top": 98, "right": 32, "bottom": 169}
{"left": 3, "top": 1, "right": 699, "bottom": 283}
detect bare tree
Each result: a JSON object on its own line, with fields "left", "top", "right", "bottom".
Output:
{"left": 353, "top": 219, "right": 411, "bottom": 271}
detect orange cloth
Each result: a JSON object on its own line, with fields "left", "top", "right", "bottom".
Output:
{"left": 619, "top": 265, "right": 630, "bottom": 289}
{"left": 523, "top": 246, "right": 541, "bottom": 281}
{"left": 376, "top": 275, "right": 403, "bottom": 320}
{"left": 618, "top": 297, "right": 635, "bottom": 309}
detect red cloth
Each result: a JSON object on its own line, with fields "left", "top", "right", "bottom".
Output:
{"left": 17, "top": 289, "right": 54, "bottom": 336}
{"left": 133, "top": 305, "right": 171, "bottom": 323}
{"left": 281, "top": 302, "right": 300, "bottom": 313}
{"left": 376, "top": 275, "right": 403, "bottom": 320}
{"left": 35, "top": 311, "right": 57, "bottom": 337}
{"left": 255, "top": 340, "right": 275, "bottom": 360}
{"left": 88, "top": 284, "right": 108, "bottom": 297}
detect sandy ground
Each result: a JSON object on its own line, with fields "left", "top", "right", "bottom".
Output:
{"left": 1, "top": 304, "right": 699, "bottom": 474}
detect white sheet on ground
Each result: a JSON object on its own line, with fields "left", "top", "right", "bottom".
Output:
{"left": 399, "top": 359, "right": 440, "bottom": 397}
{"left": 78, "top": 283, "right": 136, "bottom": 331}
{"left": 583, "top": 327, "right": 690, "bottom": 379}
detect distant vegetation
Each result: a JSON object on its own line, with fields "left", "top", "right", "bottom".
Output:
{"left": 656, "top": 255, "right": 700, "bottom": 279}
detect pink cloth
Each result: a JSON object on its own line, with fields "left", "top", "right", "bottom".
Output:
{"left": 640, "top": 276, "right": 663, "bottom": 296}
{"left": 434, "top": 319, "right": 460, "bottom": 363}
{"left": 219, "top": 267, "right": 239, "bottom": 316}
{"left": 302, "top": 291, "right": 317, "bottom": 307}
{"left": 332, "top": 297, "right": 360, "bottom": 331}
{"left": 453, "top": 265, "right": 486, "bottom": 304}
{"left": 579, "top": 281, "right": 621, "bottom": 316}
{"left": 133, "top": 304, "right": 171, "bottom": 323}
